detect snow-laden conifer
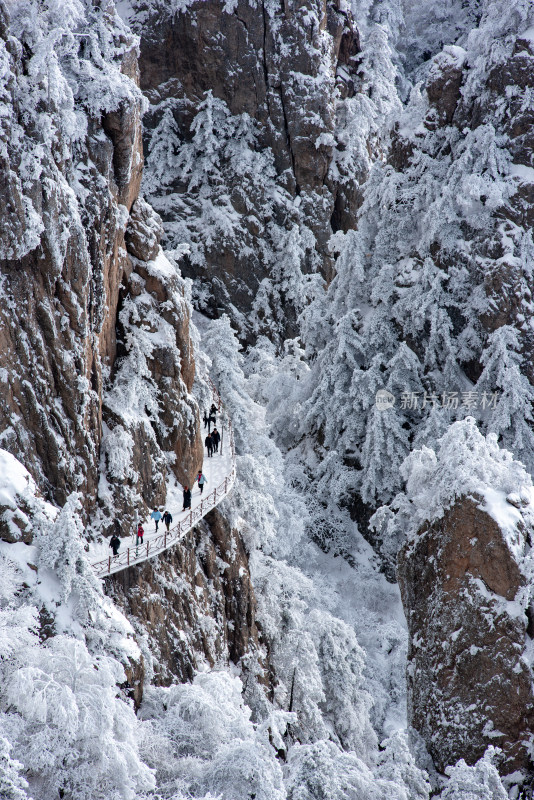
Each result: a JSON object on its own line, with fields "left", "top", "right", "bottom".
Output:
{"left": 440, "top": 747, "right": 508, "bottom": 800}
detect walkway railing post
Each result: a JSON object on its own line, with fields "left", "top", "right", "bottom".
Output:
{"left": 190, "top": 509, "right": 192, "bottom": 526}
{"left": 127, "top": 548, "right": 130, "bottom": 566}
{"left": 164, "top": 531, "right": 167, "bottom": 548}
{"left": 108, "top": 556, "right": 111, "bottom": 574}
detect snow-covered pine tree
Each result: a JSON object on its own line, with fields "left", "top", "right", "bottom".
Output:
{"left": 34, "top": 492, "right": 101, "bottom": 612}
{"left": 303, "top": 310, "right": 367, "bottom": 456}
{"left": 0, "top": 737, "right": 30, "bottom": 800}
{"left": 144, "top": 104, "right": 181, "bottom": 192}
{"left": 476, "top": 325, "right": 534, "bottom": 470}
{"left": 360, "top": 402, "right": 409, "bottom": 505}
{"left": 440, "top": 748, "right": 508, "bottom": 800}
{"left": 6, "top": 636, "right": 154, "bottom": 800}
{"left": 376, "top": 731, "right": 431, "bottom": 800}
{"left": 176, "top": 89, "right": 229, "bottom": 190}
{"left": 251, "top": 224, "right": 323, "bottom": 343}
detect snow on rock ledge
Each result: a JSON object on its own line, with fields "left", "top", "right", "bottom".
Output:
{"left": 0, "top": 449, "right": 56, "bottom": 543}
{"left": 396, "top": 419, "right": 534, "bottom": 778}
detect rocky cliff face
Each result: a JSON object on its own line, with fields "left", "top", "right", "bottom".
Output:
{"left": 131, "top": 0, "right": 364, "bottom": 342}
{"left": 99, "top": 199, "right": 203, "bottom": 534}
{"left": 0, "top": 0, "right": 202, "bottom": 529}
{"left": 398, "top": 493, "right": 534, "bottom": 777}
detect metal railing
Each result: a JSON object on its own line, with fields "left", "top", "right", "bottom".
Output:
{"left": 90, "top": 381, "right": 236, "bottom": 579}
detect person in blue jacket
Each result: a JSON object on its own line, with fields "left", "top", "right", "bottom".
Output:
{"left": 197, "top": 471, "right": 207, "bottom": 494}
{"left": 150, "top": 508, "right": 162, "bottom": 532}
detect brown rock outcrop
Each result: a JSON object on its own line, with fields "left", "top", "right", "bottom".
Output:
{"left": 98, "top": 256, "right": 203, "bottom": 532}
{"left": 398, "top": 495, "right": 534, "bottom": 776}
{"left": 105, "top": 508, "right": 265, "bottom": 694}
{"left": 0, "top": 4, "right": 140, "bottom": 510}
{"left": 425, "top": 47, "right": 466, "bottom": 128}
{"left": 98, "top": 195, "right": 202, "bottom": 532}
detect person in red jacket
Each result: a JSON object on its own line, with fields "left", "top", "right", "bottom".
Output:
{"left": 137, "top": 523, "right": 144, "bottom": 545}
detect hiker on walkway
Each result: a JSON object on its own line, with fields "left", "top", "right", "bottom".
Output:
{"left": 211, "top": 427, "right": 220, "bottom": 453}
{"left": 150, "top": 508, "right": 162, "bottom": 531}
{"left": 182, "top": 486, "right": 191, "bottom": 511}
{"left": 205, "top": 432, "right": 213, "bottom": 457}
{"left": 137, "top": 523, "right": 144, "bottom": 545}
{"left": 109, "top": 534, "right": 121, "bottom": 556}
{"left": 163, "top": 510, "right": 173, "bottom": 531}
{"left": 209, "top": 403, "right": 217, "bottom": 428}
{"left": 197, "top": 471, "right": 207, "bottom": 494}
{"left": 205, "top": 409, "right": 215, "bottom": 432}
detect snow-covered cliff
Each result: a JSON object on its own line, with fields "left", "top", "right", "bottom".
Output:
{"left": 0, "top": 0, "right": 202, "bottom": 529}
{"left": 2, "top": 0, "right": 534, "bottom": 798}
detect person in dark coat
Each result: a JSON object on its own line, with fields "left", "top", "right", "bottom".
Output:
{"left": 211, "top": 427, "right": 220, "bottom": 453}
{"left": 203, "top": 411, "right": 209, "bottom": 430}
{"left": 163, "top": 510, "right": 173, "bottom": 531}
{"left": 209, "top": 403, "right": 217, "bottom": 429}
{"left": 109, "top": 534, "right": 120, "bottom": 556}
{"left": 182, "top": 486, "right": 192, "bottom": 511}
{"left": 205, "top": 432, "right": 213, "bottom": 457}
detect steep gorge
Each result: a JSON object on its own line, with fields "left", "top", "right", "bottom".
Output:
{"left": 0, "top": 0, "right": 261, "bottom": 712}
{"left": 2, "top": 0, "right": 534, "bottom": 796}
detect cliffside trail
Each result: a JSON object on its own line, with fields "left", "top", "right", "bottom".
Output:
{"left": 91, "top": 385, "right": 236, "bottom": 577}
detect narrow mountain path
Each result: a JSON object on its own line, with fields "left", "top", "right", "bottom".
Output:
{"left": 89, "top": 383, "right": 236, "bottom": 578}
